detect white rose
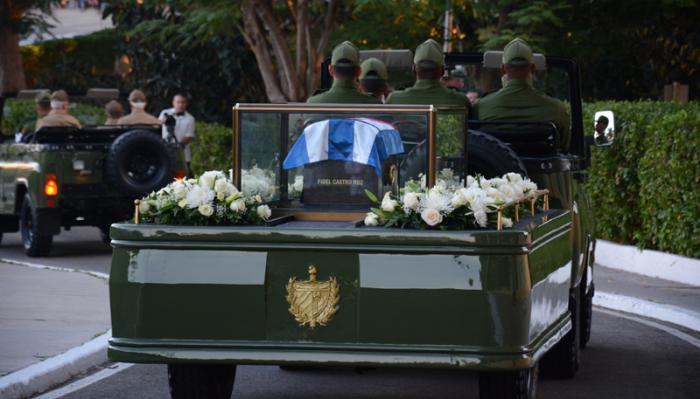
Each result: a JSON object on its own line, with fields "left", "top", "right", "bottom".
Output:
{"left": 505, "top": 172, "right": 523, "bottom": 183}
{"left": 138, "top": 200, "right": 150, "bottom": 214}
{"left": 256, "top": 205, "right": 271, "bottom": 220}
{"left": 178, "top": 198, "right": 188, "bottom": 208}
{"left": 502, "top": 217, "right": 513, "bottom": 228}
{"left": 403, "top": 192, "right": 420, "bottom": 211}
{"left": 381, "top": 192, "right": 398, "bottom": 212}
{"left": 230, "top": 199, "right": 246, "bottom": 213}
{"left": 450, "top": 192, "right": 468, "bottom": 208}
{"left": 217, "top": 191, "right": 226, "bottom": 201}
{"left": 364, "top": 212, "right": 379, "bottom": 227}
{"left": 466, "top": 176, "right": 476, "bottom": 187}
{"left": 421, "top": 208, "right": 443, "bottom": 226}
{"left": 523, "top": 180, "right": 538, "bottom": 193}
{"left": 198, "top": 203, "right": 214, "bottom": 217}
{"left": 172, "top": 181, "right": 188, "bottom": 199}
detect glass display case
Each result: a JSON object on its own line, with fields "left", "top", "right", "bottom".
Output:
{"left": 233, "top": 104, "right": 440, "bottom": 219}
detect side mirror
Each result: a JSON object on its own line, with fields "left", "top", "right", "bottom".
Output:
{"left": 593, "top": 111, "right": 615, "bottom": 146}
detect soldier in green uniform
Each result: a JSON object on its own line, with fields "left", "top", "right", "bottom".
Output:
{"left": 359, "top": 57, "right": 390, "bottom": 103}
{"left": 17, "top": 91, "right": 51, "bottom": 136}
{"left": 474, "top": 38, "right": 571, "bottom": 151}
{"left": 35, "top": 90, "right": 82, "bottom": 130}
{"left": 386, "top": 39, "right": 470, "bottom": 111}
{"left": 307, "top": 41, "right": 379, "bottom": 104}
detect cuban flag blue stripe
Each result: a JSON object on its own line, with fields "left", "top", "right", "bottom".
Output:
{"left": 282, "top": 132, "right": 310, "bottom": 170}
{"left": 328, "top": 119, "right": 355, "bottom": 161}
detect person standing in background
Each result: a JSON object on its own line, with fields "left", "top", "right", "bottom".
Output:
{"left": 159, "top": 94, "right": 195, "bottom": 171}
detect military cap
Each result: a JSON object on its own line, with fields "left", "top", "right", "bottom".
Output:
{"left": 414, "top": 39, "right": 444, "bottom": 67}
{"left": 128, "top": 89, "right": 147, "bottom": 103}
{"left": 502, "top": 38, "right": 534, "bottom": 66}
{"left": 105, "top": 100, "right": 124, "bottom": 115}
{"left": 35, "top": 90, "right": 51, "bottom": 105}
{"left": 331, "top": 41, "right": 360, "bottom": 67}
{"left": 360, "top": 58, "right": 388, "bottom": 80}
{"left": 50, "top": 90, "right": 69, "bottom": 102}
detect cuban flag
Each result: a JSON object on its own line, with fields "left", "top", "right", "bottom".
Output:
{"left": 282, "top": 118, "right": 404, "bottom": 176}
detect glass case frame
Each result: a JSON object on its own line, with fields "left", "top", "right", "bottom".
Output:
{"left": 232, "top": 103, "right": 437, "bottom": 220}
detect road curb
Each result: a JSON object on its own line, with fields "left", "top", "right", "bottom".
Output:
{"left": 596, "top": 240, "right": 700, "bottom": 287}
{"left": 594, "top": 291, "right": 700, "bottom": 333}
{"left": 0, "top": 330, "right": 110, "bottom": 399}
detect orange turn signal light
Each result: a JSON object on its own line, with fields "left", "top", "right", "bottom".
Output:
{"left": 175, "top": 170, "right": 186, "bottom": 180}
{"left": 44, "top": 173, "right": 59, "bottom": 196}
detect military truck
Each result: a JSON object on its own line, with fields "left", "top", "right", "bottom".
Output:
{"left": 0, "top": 123, "right": 185, "bottom": 256}
{"left": 108, "top": 51, "right": 608, "bottom": 399}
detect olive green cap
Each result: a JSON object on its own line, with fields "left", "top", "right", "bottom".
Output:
{"left": 502, "top": 37, "right": 534, "bottom": 66}
{"left": 34, "top": 90, "right": 51, "bottom": 104}
{"left": 331, "top": 41, "right": 360, "bottom": 67}
{"left": 50, "top": 90, "right": 69, "bottom": 102}
{"left": 360, "top": 58, "right": 388, "bottom": 80}
{"left": 414, "top": 39, "right": 444, "bottom": 67}
{"left": 128, "top": 89, "right": 147, "bottom": 102}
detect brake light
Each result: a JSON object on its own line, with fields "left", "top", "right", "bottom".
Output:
{"left": 175, "top": 170, "right": 186, "bottom": 180}
{"left": 45, "top": 174, "right": 59, "bottom": 196}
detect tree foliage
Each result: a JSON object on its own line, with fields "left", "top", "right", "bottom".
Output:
{"left": 103, "top": 0, "right": 265, "bottom": 124}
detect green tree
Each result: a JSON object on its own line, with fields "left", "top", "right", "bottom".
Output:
{"left": 0, "top": 0, "right": 58, "bottom": 93}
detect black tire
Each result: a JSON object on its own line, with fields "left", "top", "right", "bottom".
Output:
{"left": 468, "top": 130, "right": 528, "bottom": 178}
{"left": 20, "top": 194, "right": 53, "bottom": 257}
{"left": 479, "top": 363, "right": 538, "bottom": 399}
{"left": 168, "top": 364, "right": 236, "bottom": 399}
{"left": 99, "top": 225, "right": 111, "bottom": 245}
{"left": 540, "top": 290, "right": 580, "bottom": 378}
{"left": 580, "top": 268, "right": 594, "bottom": 349}
{"left": 105, "top": 130, "right": 176, "bottom": 198}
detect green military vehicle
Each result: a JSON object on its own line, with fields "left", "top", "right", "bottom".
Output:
{"left": 0, "top": 121, "right": 186, "bottom": 256}
{"left": 108, "top": 52, "right": 607, "bottom": 399}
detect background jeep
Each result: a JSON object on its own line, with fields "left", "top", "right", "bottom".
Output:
{"left": 0, "top": 124, "right": 185, "bottom": 256}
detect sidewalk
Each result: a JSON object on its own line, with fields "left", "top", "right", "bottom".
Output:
{"left": 595, "top": 264, "right": 700, "bottom": 333}
{"left": 0, "top": 262, "right": 110, "bottom": 397}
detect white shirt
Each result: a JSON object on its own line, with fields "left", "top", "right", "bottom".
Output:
{"left": 159, "top": 108, "right": 195, "bottom": 161}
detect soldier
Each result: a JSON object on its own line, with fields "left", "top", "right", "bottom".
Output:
{"left": 35, "top": 90, "right": 82, "bottom": 130}
{"left": 386, "top": 39, "right": 470, "bottom": 111}
{"left": 474, "top": 37, "right": 571, "bottom": 151}
{"left": 18, "top": 91, "right": 51, "bottom": 135}
{"left": 307, "top": 41, "right": 379, "bottom": 104}
{"left": 104, "top": 100, "right": 124, "bottom": 125}
{"left": 359, "top": 57, "right": 390, "bottom": 103}
{"left": 118, "top": 90, "right": 160, "bottom": 125}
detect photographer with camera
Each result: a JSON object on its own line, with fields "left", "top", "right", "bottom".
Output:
{"left": 159, "top": 94, "right": 195, "bottom": 172}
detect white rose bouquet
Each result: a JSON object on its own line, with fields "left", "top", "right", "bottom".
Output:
{"left": 137, "top": 170, "right": 272, "bottom": 226}
{"left": 364, "top": 172, "right": 542, "bottom": 230}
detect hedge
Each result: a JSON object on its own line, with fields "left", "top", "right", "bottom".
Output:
{"left": 20, "top": 29, "right": 120, "bottom": 93}
{"left": 1, "top": 98, "right": 105, "bottom": 135}
{"left": 583, "top": 101, "right": 700, "bottom": 258}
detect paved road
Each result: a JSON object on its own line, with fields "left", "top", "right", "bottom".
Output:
{"left": 0, "top": 227, "right": 111, "bottom": 274}
{"left": 47, "top": 310, "right": 700, "bottom": 399}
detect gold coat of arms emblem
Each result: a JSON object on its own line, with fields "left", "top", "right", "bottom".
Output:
{"left": 286, "top": 265, "right": 339, "bottom": 328}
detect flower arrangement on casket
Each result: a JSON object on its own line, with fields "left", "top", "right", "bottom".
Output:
{"left": 364, "top": 172, "right": 546, "bottom": 230}
{"left": 137, "top": 171, "right": 271, "bottom": 226}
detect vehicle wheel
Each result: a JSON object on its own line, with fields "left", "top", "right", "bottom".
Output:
{"left": 20, "top": 194, "right": 53, "bottom": 257}
{"left": 541, "top": 290, "right": 580, "bottom": 378}
{"left": 478, "top": 363, "right": 538, "bottom": 399}
{"left": 580, "top": 270, "right": 594, "bottom": 349}
{"left": 468, "top": 130, "right": 528, "bottom": 178}
{"left": 105, "top": 129, "right": 176, "bottom": 198}
{"left": 99, "top": 226, "right": 111, "bottom": 245}
{"left": 168, "top": 364, "right": 236, "bottom": 399}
